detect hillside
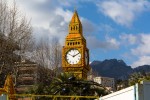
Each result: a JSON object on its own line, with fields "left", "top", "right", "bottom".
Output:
{"left": 134, "top": 65, "right": 150, "bottom": 73}
{"left": 90, "top": 59, "right": 133, "bottom": 79}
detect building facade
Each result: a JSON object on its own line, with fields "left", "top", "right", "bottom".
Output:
{"left": 94, "top": 76, "right": 115, "bottom": 91}
{"left": 15, "top": 61, "right": 38, "bottom": 93}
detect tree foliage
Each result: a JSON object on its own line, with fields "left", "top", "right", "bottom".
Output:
{"left": 128, "top": 71, "right": 150, "bottom": 86}
{"left": 116, "top": 79, "right": 128, "bottom": 91}
{"left": 49, "top": 73, "right": 109, "bottom": 96}
{"left": 0, "top": 0, "right": 33, "bottom": 87}
{"left": 31, "top": 37, "right": 62, "bottom": 77}
{"left": 0, "top": 0, "right": 62, "bottom": 91}
{"left": 27, "top": 72, "right": 109, "bottom": 99}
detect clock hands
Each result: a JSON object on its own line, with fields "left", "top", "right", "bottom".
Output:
{"left": 73, "top": 52, "right": 80, "bottom": 57}
{"left": 68, "top": 53, "right": 73, "bottom": 57}
{"left": 68, "top": 52, "right": 80, "bottom": 58}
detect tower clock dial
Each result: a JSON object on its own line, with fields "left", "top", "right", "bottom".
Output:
{"left": 66, "top": 49, "right": 81, "bottom": 64}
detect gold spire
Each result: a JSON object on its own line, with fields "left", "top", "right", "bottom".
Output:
{"left": 70, "top": 10, "right": 81, "bottom": 24}
{"left": 69, "top": 10, "right": 82, "bottom": 34}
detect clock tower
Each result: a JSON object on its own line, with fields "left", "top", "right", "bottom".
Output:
{"left": 62, "top": 10, "right": 90, "bottom": 79}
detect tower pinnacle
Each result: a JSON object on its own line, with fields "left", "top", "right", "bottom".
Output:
{"left": 69, "top": 10, "right": 82, "bottom": 34}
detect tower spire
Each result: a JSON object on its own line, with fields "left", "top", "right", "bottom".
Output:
{"left": 70, "top": 10, "right": 81, "bottom": 24}
{"left": 69, "top": 10, "right": 82, "bottom": 34}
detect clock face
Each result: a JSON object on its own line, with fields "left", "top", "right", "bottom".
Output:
{"left": 85, "top": 51, "right": 88, "bottom": 65}
{"left": 66, "top": 49, "right": 81, "bottom": 64}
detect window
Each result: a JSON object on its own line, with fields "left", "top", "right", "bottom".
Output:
{"left": 76, "top": 26, "right": 78, "bottom": 30}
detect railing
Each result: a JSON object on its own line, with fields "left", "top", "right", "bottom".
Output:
{"left": 10, "top": 94, "right": 99, "bottom": 100}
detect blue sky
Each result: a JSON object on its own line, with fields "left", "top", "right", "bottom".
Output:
{"left": 8, "top": 0, "right": 150, "bottom": 68}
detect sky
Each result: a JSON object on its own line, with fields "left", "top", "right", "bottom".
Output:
{"left": 8, "top": 0, "right": 150, "bottom": 68}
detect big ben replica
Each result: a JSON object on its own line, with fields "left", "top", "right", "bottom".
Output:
{"left": 62, "top": 10, "right": 90, "bottom": 79}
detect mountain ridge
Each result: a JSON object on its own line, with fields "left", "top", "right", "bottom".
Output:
{"left": 90, "top": 59, "right": 150, "bottom": 80}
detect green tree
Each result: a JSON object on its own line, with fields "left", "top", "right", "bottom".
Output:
{"left": 27, "top": 72, "right": 109, "bottom": 99}
{"left": 27, "top": 83, "right": 49, "bottom": 100}
{"left": 49, "top": 73, "right": 109, "bottom": 96}
{"left": 128, "top": 72, "right": 150, "bottom": 86}
{"left": 116, "top": 79, "right": 128, "bottom": 91}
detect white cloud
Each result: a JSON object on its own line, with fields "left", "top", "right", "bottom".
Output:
{"left": 7, "top": 0, "right": 72, "bottom": 43}
{"left": 132, "top": 56, "right": 150, "bottom": 68}
{"left": 120, "top": 33, "right": 150, "bottom": 67}
{"left": 7, "top": 0, "right": 98, "bottom": 46}
{"left": 97, "top": 0, "right": 150, "bottom": 27}
{"left": 106, "top": 36, "right": 120, "bottom": 49}
{"left": 81, "top": 18, "right": 98, "bottom": 36}
{"left": 87, "top": 36, "right": 120, "bottom": 50}
{"left": 57, "top": 0, "right": 78, "bottom": 7}
{"left": 120, "top": 34, "right": 139, "bottom": 45}
{"left": 131, "top": 34, "right": 150, "bottom": 56}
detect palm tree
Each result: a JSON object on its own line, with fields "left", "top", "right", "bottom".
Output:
{"left": 27, "top": 72, "right": 109, "bottom": 100}
{"left": 49, "top": 72, "right": 109, "bottom": 96}
{"left": 49, "top": 73, "right": 76, "bottom": 95}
